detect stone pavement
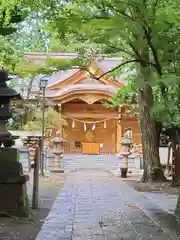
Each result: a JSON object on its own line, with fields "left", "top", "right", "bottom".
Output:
{"left": 20, "top": 148, "right": 171, "bottom": 173}
{"left": 144, "top": 192, "right": 178, "bottom": 215}
{"left": 36, "top": 170, "right": 180, "bottom": 240}
{"left": 63, "top": 155, "right": 142, "bottom": 174}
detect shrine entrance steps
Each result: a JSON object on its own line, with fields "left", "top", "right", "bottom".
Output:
{"left": 63, "top": 154, "right": 142, "bottom": 174}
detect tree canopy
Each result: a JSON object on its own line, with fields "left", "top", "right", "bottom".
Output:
{"left": 43, "top": 0, "right": 180, "bottom": 180}
{"left": 23, "top": 108, "right": 67, "bottom": 135}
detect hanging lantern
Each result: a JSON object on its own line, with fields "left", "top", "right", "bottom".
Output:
{"left": 104, "top": 120, "right": 107, "bottom": 128}
{"left": 72, "top": 120, "right": 75, "bottom": 128}
{"left": 92, "top": 123, "right": 96, "bottom": 130}
{"left": 84, "top": 122, "right": 87, "bottom": 131}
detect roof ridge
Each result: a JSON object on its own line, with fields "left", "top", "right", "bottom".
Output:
{"left": 24, "top": 52, "right": 122, "bottom": 61}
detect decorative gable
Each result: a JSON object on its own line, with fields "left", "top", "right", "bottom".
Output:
{"left": 76, "top": 77, "right": 105, "bottom": 85}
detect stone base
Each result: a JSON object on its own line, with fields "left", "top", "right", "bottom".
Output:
{"left": 50, "top": 168, "right": 64, "bottom": 173}
{"left": 0, "top": 148, "right": 30, "bottom": 217}
{"left": 0, "top": 183, "right": 30, "bottom": 217}
{"left": 120, "top": 168, "right": 128, "bottom": 178}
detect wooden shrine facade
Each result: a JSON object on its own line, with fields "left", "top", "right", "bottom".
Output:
{"left": 24, "top": 52, "right": 141, "bottom": 155}
{"left": 60, "top": 102, "right": 141, "bottom": 155}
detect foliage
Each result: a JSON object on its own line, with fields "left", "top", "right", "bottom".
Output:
{"left": 12, "top": 54, "right": 83, "bottom": 78}
{"left": 0, "top": 1, "right": 57, "bottom": 70}
{"left": 0, "top": 36, "right": 21, "bottom": 71}
{"left": 46, "top": 0, "right": 180, "bottom": 132}
{"left": 46, "top": 0, "right": 179, "bottom": 71}
{"left": 108, "top": 76, "right": 137, "bottom": 106}
{"left": 0, "top": 0, "right": 62, "bottom": 54}
{"left": 44, "top": 0, "right": 180, "bottom": 181}
{"left": 0, "top": 3, "right": 29, "bottom": 70}
{"left": 44, "top": 0, "right": 180, "bottom": 94}
{"left": 152, "top": 75, "right": 180, "bottom": 129}
{"left": 0, "top": 4, "right": 28, "bottom": 36}
{"left": 104, "top": 75, "right": 139, "bottom": 116}
{"left": 7, "top": 102, "right": 36, "bottom": 130}
{"left": 23, "top": 108, "right": 67, "bottom": 134}
{"left": 9, "top": 12, "right": 51, "bottom": 52}
{"left": 14, "top": 62, "right": 52, "bottom": 78}
{"left": 44, "top": 0, "right": 180, "bottom": 125}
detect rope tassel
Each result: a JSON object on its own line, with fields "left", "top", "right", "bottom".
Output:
{"left": 84, "top": 122, "right": 87, "bottom": 131}
{"left": 72, "top": 120, "right": 75, "bottom": 128}
{"left": 92, "top": 123, "right": 96, "bottom": 130}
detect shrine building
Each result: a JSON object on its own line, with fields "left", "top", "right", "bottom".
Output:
{"left": 22, "top": 52, "right": 141, "bottom": 155}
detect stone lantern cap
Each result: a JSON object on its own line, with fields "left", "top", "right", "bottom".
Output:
{"left": 51, "top": 131, "right": 65, "bottom": 145}
{"left": 0, "top": 69, "right": 21, "bottom": 98}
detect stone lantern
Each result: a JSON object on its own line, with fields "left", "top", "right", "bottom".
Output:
{"left": 51, "top": 131, "right": 65, "bottom": 173}
{"left": 0, "top": 69, "right": 21, "bottom": 146}
{"left": 0, "top": 69, "right": 30, "bottom": 216}
{"left": 117, "top": 127, "right": 133, "bottom": 178}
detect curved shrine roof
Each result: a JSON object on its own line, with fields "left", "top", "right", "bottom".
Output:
{"left": 46, "top": 69, "right": 79, "bottom": 87}
{"left": 16, "top": 52, "right": 127, "bottom": 100}
{"left": 46, "top": 84, "right": 118, "bottom": 98}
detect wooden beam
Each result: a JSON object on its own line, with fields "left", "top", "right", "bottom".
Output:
{"left": 63, "top": 112, "right": 118, "bottom": 119}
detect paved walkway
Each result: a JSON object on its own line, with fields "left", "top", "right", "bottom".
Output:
{"left": 36, "top": 169, "right": 180, "bottom": 240}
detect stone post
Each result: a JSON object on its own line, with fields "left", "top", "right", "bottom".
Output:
{"left": 117, "top": 127, "right": 133, "bottom": 178}
{"left": 51, "top": 131, "right": 65, "bottom": 173}
{"left": 0, "top": 148, "right": 30, "bottom": 216}
{"left": 0, "top": 69, "right": 30, "bottom": 217}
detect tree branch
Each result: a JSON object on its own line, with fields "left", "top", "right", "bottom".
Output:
{"left": 79, "top": 67, "right": 100, "bottom": 80}
{"left": 105, "top": 3, "right": 134, "bottom": 20}
{"left": 154, "top": 0, "right": 159, "bottom": 6}
{"left": 80, "top": 58, "right": 157, "bottom": 80}
{"left": 104, "top": 43, "right": 135, "bottom": 57}
{"left": 143, "top": 27, "right": 162, "bottom": 76}
{"left": 79, "top": 60, "right": 139, "bottom": 80}
{"left": 129, "top": 41, "right": 155, "bottom": 67}
{"left": 96, "top": 59, "right": 139, "bottom": 79}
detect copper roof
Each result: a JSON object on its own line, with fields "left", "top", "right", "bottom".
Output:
{"left": 46, "top": 69, "right": 79, "bottom": 87}
{"left": 46, "top": 84, "right": 118, "bottom": 98}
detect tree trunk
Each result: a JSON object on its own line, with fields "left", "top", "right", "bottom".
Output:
{"left": 155, "top": 121, "right": 162, "bottom": 147}
{"left": 175, "top": 190, "right": 180, "bottom": 217}
{"left": 138, "top": 67, "right": 164, "bottom": 182}
{"left": 165, "top": 128, "right": 180, "bottom": 186}
{"left": 138, "top": 112, "right": 149, "bottom": 182}
{"left": 171, "top": 136, "right": 180, "bottom": 186}
{"left": 164, "top": 143, "right": 171, "bottom": 176}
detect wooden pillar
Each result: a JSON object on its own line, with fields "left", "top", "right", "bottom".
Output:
{"left": 116, "top": 107, "right": 123, "bottom": 153}
{"left": 116, "top": 121, "right": 122, "bottom": 153}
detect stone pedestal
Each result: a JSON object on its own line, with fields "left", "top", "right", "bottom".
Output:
{"left": 117, "top": 152, "right": 131, "bottom": 178}
{"left": 117, "top": 136, "right": 133, "bottom": 178}
{"left": 51, "top": 150, "right": 64, "bottom": 173}
{"left": 0, "top": 148, "right": 30, "bottom": 217}
{"left": 50, "top": 131, "right": 65, "bottom": 174}
{"left": 121, "top": 153, "right": 130, "bottom": 178}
